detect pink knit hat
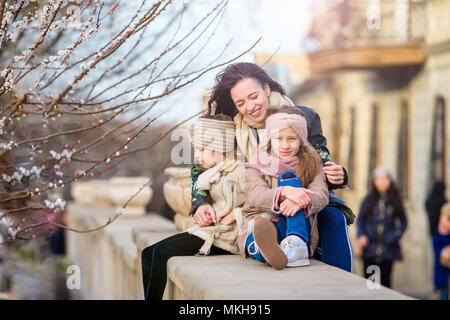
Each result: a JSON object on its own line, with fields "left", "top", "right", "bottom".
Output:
{"left": 264, "top": 112, "right": 308, "bottom": 147}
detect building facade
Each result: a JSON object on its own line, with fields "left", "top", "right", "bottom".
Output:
{"left": 284, "top": 0, "right": 449, "bottom": 297}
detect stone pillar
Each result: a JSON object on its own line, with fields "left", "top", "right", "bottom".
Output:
{"left": 71, "top": 180, "right": 112, "bottom": 207}
{"left": 163, "top": 167, "right": 195, "bottom": 231}
{"left": 108, "top": 177, "right": 153, "bottom": 216}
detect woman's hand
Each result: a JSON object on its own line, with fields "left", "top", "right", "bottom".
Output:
{"left": 281, "top": 186, "right": 314, "bottom": 208}
{"left": 194, "top": 204, "right": 216, "bottom": 227}
{"left": 358, "top": 235, "right": 369, "bottom": 248}
{"left": 220, "top": 211, "right": 235, "bottom": 225}
{"left": 323, "top": 161, "right": 344, "bottom": 185}
{"left": 279, "top": 199, "right": 302, "bottom": 217}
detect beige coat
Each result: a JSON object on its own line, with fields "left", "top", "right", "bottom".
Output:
{"left": 237, "top": 166, "right": 329, "bottom": 257}
{"left": 185, "top": 162, "right": 246, "bottom": 255}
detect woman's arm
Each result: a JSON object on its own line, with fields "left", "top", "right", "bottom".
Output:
{"left": 397, "top": 213, "right": 408, "bottom": 239}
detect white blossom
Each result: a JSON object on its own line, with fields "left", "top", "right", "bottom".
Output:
{"left": 44, "top": 198, "right": 66, "bottom": 210}
{"left": 0, "top": 141, "right": 15, "bottom": 150}
{"left": 50, "top": 149, "right": 72, "bottom": 160}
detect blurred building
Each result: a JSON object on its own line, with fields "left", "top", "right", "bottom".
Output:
{"left": 253, "top": 53, "right": 311, "bottom": 93}
{"left": 262, "top": 0, "right": 449, "bottom": 297}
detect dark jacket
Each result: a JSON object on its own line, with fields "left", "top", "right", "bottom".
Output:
{"left": 357, "top": 194, "right": 408, "bottom": 262}
{"left": 425, "top": 181, "right": 446, "bottom": 237}
{"left": 189, "top": 105, "right": 349, "bottom": 216}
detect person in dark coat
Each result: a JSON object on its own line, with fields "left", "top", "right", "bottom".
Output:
{"left": 426, "top": 181, "right": 446, "bottom": 238}
{"left": 357, "top": 166, "right": 407, "bottom": 288}
{"left": 433, "top": 203, "right": 450, "bottom": 300}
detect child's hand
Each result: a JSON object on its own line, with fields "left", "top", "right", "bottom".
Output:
{"left": 194, "top": 205, "right": 216, "bottom": 226}
{"left": 206, "top": 210, "right": 217, "bottom": 224}
{"left": 357, "top": 235, "right": 369, "bottom": 248}
{"left": 220, "top": 211, "right": 235, "bottom": 225}
{"left": 279, "top": 199, "right": 302, "bottom": 217}
{"left": 281, "top": 186, "right": 314, "bottom": 208}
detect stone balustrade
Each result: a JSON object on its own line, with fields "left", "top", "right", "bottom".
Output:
{"left": 66, "top": 176, "right": 176, "bottom": 299}
{"left": 66, "top": 170, "right": 414, "bottom": 300}
{"left": 163, "top": 167, "right": 196, "bottom": 231}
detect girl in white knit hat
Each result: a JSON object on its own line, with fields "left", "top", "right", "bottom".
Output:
{"left": 185, "top": 114, "right": 247, "bottom": 256}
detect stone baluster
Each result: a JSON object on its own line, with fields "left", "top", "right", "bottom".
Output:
{"left": 163, "top": 167, "right": 195, "bottom": 231}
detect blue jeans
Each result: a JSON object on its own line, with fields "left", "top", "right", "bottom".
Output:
{"left": 246, "top": 170, "right": 310, "bottom": 263}
{"left": 316, "top": 205, "right": 354, "bottom": 272}
{"left": 246, "top": 170, "right": 354, "bottom": 273}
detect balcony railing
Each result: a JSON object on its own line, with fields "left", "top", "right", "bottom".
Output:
{"left": 305, "top": 0, "right": 427, "bottom": 52}
{"left": 305, "top": 0, "right": 427, "bottom": 72}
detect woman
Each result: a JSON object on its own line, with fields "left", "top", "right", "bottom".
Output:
{"left": 192, "top": 62, "right": 354, "bottom": 272}
{"left": 141, "top": 62, "right": 353, "bottom": 300}
{"left": 356, "top": 166, "right": 408, "bottom": 288}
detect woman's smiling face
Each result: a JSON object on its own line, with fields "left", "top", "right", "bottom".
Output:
{"left": 230, "top": 77, "right": 271, "bottom": 123}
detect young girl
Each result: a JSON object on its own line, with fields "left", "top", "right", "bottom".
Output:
{"left": 186, "top": 114, "right": 246, "bottom": 256}
{"left": 141, "top": 114, "right": 246, "bottom": 300}
{"left": 356, "top": 167, "right": 408, "bottom": 288}
{"left": 238, "top": 107, "right": 329, "bottom": 269}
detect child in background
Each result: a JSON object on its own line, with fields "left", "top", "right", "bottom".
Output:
{"left": 433, "top": 203, "right": 450, "bottom": 300}
{"left": 238, "top": 108, "right": 329, "bottom": 269}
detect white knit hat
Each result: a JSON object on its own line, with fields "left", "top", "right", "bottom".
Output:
{"left": 191, "top": 117, "right": 235, "bottom": 153}
{"left": 372, "top": 166, "right": 393, "bottom": 179}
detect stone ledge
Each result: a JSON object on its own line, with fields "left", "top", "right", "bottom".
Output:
{"left": 166, "top": 255, "right": 414, "bottom": 300}
{"left": 66, "top": 203, "right": 178, "bottom": 299}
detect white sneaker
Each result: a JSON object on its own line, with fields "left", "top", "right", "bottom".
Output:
{"left": 280, "top": 235, "right": 310, "bottom": 267}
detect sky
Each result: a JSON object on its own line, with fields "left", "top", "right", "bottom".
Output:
{"left": 219, "top": 0, "right": 315, "bottom": 54}
{"left": 153, "top": 0, "right": 317, "bottom": 123}
{"left": 14, "top": 0, "right": 318, "bottom": 125}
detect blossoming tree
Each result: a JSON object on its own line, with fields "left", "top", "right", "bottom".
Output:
{"left": 0, "top": 0, "right": 259, "bottom": 243}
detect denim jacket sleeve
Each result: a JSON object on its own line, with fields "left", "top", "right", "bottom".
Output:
{"left": 189, "top": 164, "right": 212, "bottom": 216}
{"left": 297, "top": 105, "right": 349, "bottom": 190}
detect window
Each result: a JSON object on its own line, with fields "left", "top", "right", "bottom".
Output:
{"left": 368, "top": 104, "right": 379, "bottom": 189}
{"left": 397, "top": 100, "right": 409, "bottom": 198}
{"left": 347, "top": 107, "right": 356, "bottom": 189}
{"left": 430, "top": 96, "right": 446, "bottom": 187}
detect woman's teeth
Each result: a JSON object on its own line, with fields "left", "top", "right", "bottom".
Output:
{"left": 250, "top": 108, "right": 261, "bottom": 116}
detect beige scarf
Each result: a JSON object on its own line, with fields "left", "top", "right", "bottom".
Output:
{"left": 234, "top": 91, "right": 295, "bottom": 161}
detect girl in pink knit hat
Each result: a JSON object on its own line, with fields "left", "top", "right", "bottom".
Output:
{"left": 238, "top": 107, "right": 329, "bottom": 269}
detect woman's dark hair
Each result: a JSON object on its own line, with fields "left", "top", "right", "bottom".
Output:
{"left": 206, "top": 62, "right": 286, "bottom": 118}
{"left": 362, "top": 175, "right": 406, "bottom": 220}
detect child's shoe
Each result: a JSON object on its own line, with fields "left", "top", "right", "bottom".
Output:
{"left": 280, "top": 235, "right": 310, "bottom": 267}
{"left": 252, "top": 216, "right": 288, "bottom": 270}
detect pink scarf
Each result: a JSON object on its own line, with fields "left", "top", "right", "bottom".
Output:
{"left": 245, "top": 150, "right": 299, "bottom": 178}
